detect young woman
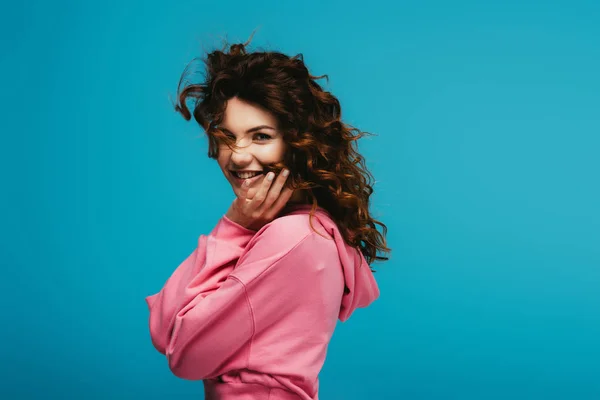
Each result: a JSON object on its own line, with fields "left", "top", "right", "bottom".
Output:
{"left": 145, "top": 35, "right": 390, "bottom": 400}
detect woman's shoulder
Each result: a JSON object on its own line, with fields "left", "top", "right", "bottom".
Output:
{"left": 233, "top": 205, "right": 341, "bottom": 282}
{"left": 270, "top": 204, "right": 335, "bottom": 236}
{"left": 246, "top": 204, "right": 336, "bottom": 251}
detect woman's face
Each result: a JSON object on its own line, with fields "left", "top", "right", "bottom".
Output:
{"left": 216, "top": 97, "right": 287, "bottom": 199}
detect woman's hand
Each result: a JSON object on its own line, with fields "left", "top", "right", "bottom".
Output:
{"left": 226, "top": 169, "right": 294, "bottom": 231}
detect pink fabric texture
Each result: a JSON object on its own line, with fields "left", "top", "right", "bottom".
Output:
{"left": 146, "top": 204, "right": 379, "bottom": 399}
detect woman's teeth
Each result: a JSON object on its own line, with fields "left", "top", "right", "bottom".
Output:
{"left": 234, "top": 171, "right": 263, "bottom": 179}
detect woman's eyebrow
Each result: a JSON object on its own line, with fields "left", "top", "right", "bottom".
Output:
{"left": 220, "top": 125, "right": 277, "bottom": 134}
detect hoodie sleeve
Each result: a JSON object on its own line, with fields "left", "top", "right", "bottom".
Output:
{"left": 145, "top": 216, "right": 256, "bottom": 355}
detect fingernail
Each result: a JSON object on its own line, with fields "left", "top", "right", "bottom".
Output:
{"left": 244, "top": 179, "right": 250, "bottom": 186}
{"left": 282, "top": 169, "right": 289, "bottom": 177}
{"left": 267, "top": 172, "right": 274, "bottom": 181}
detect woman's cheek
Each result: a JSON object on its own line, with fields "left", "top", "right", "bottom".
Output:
{"left": 259, "top": 142, "right": 286, "bottom": 163}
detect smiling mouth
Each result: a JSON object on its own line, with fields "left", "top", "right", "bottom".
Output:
{"left": 230, "top": 171, "right": 264, "bottom": 180}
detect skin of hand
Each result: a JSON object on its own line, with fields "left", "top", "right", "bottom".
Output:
{"left": 225, "top": 169, "right": 294, "bottom": 231}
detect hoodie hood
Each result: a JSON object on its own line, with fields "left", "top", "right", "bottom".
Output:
{"left": 282, "top": 204, "right": 380, "bottom": 322}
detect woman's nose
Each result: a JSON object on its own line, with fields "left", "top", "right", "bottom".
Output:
{"left": 230, "top": 145, "right": 253, "bottom": 163}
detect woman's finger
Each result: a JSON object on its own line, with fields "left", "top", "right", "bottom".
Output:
{"left": 258, "top": 169, "right": 290, "bottom": 212}
{"left": 248, "top": 172, "right": 275, "bottom": 207}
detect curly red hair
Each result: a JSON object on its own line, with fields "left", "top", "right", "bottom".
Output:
{"left": 174, "top": 34, "right": 390, "bottom": 268}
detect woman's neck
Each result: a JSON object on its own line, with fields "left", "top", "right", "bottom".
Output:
{"left": 288, "top": 189, "right": 310, "bottom": 205}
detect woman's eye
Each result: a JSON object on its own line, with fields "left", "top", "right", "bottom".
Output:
{"left": 255, "top": 133, "right": 271, "bottom": 141}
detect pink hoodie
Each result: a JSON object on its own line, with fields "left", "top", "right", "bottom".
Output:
{"left": 145, "top": 204, "right": 379, "bottom": 400}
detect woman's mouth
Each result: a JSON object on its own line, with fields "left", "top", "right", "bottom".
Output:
{"left": 230, "top": 170, "right": 265, "bottom": 185}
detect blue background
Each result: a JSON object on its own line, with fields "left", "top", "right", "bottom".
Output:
{"left": 1, "top": 0, "right": 599, "bottom": 399}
